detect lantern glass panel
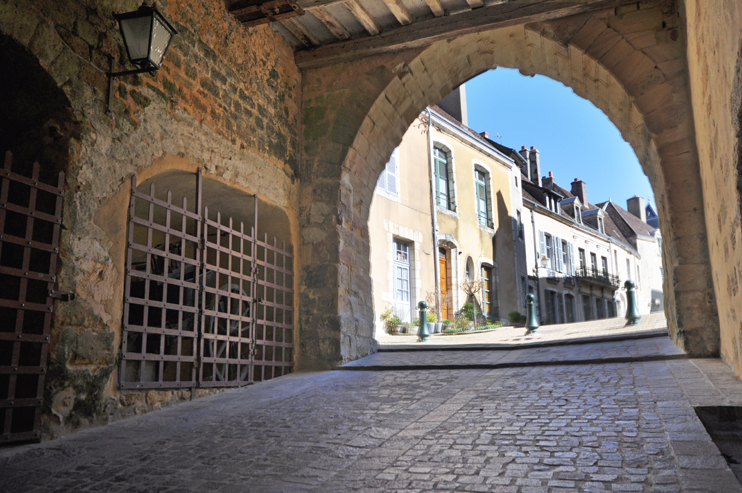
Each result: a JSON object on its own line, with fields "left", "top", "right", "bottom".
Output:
{"left": 149, "top": 15, "right": 173, "bottom": 68}
{"left": 119, "top": 15, "right": 153, "bottom": 63}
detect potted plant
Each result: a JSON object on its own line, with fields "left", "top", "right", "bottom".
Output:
{"left": 380, "top": 307, "right": 402, "bottom": 335}
{"left": 442, "top": 319, "right": 452, "bottom": 331}
{"left": 426, "top": 312, "right": 439, "bottom": 333}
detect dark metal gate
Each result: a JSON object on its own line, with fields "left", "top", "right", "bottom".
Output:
{"left": 120, "top": 171, "right": 293, "bottom": 390}
{"left": 0, "top": 151, "right": 66, "bottom": 444}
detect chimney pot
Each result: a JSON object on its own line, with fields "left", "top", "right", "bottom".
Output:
{"left": 481, "top": 131, "right": 489, "bottom": 139}
{"left": 530, "top": 146, "right": 536, "bottom": 150}
{"left": 549, "top": 171, "right": 553, "bottom": 177}
{"left": 521, "top": 146, "right": 527, "bottom": 150}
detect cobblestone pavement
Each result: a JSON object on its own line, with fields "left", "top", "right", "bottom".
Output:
{"left": 343, "top": 336, "right": 685, "bottom": 369}
{"left": 378, "top": 312, "right": 668, "bottom": 348}
{"left": 2, "top": 341, "right": 742, "bottom": 492}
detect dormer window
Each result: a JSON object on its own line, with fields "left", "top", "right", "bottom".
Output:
{"left": 598, "top": 216, "right": 605, "bottom": 234}
{"left": 575, "top": 208, "right": 582, "bottom": 224}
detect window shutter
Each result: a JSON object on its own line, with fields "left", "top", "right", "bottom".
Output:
{"left": 569, "top": 243, "right": 575, "bottom": 275}
{"left": 377, "top": 168, "right": 387, "bottom": 193}
{"left": 539, "top": 231, "right": 546, "bottom": 258}
{"left": 386, "top": 152, "right": 398, "bottom": 196}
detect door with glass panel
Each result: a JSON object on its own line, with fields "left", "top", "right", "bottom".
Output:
{"left": 393, "top": 239, "right": 412, "bottom": 323}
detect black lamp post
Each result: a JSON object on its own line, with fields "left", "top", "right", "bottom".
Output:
{"left": 107, "top": 3, "right": 178, "bottom": 111}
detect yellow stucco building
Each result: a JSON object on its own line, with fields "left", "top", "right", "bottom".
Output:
{"left": 369, "top": 100, "right": 520, "bottom": 335}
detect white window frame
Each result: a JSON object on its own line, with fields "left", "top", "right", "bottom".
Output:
{"left": 432, "top": 138, "right": 458, "bottom": 215}
{"left": 472, "top": 160, "right": 495, "bottom": 230}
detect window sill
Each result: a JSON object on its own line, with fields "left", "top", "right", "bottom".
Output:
{"left": 375, "top": 188, "right": 401, "bottom": 203}
{"left": 478, "top": 224, "right": 495, "bottom": 235}
{"left": 437, "top": 207, "right": 458, "bottom": 218}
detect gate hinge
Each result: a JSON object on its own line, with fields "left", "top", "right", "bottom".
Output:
{"left": 50, "top": 290, "right": 75, "bottom": 301}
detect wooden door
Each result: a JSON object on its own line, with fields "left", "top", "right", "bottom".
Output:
{"left": 438, "top": 248, "right": 448, "bottom": 320}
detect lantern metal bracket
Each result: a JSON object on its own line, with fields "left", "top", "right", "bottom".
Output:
{"left": 107, "top": 65, "right": 157, "bottom": 113}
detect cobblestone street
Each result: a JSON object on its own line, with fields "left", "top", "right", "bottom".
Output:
{"left": 3, "top": 335, "right": 742, "bottom": 492}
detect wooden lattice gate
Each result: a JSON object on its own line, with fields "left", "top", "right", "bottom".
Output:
{"left": 120, "top": 171, "right": 293, "bottom": 390}
{"left": 0, "top": 152, "right": 71, "bottom": 444}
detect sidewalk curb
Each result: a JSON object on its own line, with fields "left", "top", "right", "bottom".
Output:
{"left": 336, "top": 352, "right": 693, "bottom": 371}
{"left": 377, "top": 328, "right": 670, "bottom": 352}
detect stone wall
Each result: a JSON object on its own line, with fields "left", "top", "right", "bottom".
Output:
{"left": 0, "top": 0, "right": 301, "bottom": 439}
{"left": 683, "top": 1, "right": 742, "bottom": 376}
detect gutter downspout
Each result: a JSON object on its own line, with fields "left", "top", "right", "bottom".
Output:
{"left": 529, "top": 205, "right": 542, "bottom": 321}
{"left": 428, "top": 109, "right": 442, "bottom": 320}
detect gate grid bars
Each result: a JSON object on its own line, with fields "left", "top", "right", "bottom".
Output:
{"left": 121, "top": 171, "right": 293, "bottom": 390}
{"left": 0, "top": 152, "right": 65, "bottom": 444}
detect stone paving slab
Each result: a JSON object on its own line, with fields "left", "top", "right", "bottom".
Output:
{"left": 2, "top": 352, "right": 742, "bottom": 492}
{"left": 341, "top": 335, "right": 687, "bottom": 370}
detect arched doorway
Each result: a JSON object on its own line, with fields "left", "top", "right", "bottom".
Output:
{"left": 298, "top": 11, "right": 716, "bottom": 367}
{"left": 0, "top": 34, "right": 78, "bottom": 443}
{"left": 120, "top": 170, "right": 295, "bottom": 390}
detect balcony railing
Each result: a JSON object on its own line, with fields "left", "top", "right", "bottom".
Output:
{"left": 576, "top": 266, "right": 620, "bottom": 288}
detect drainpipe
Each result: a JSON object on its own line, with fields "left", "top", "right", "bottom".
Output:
{"left": 427, "top": 108, "right": 442, "bottom": 320}
{"left": 530, "top": 206, "right": 543, "bottom": 320}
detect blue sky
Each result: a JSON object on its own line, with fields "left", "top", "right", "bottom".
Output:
{"left": 465, "top": 68, "right": 653, "bottom": 209}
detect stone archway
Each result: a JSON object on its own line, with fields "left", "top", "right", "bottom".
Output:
{"left": 298, "top": 5, "right": 717, "bottom": 368}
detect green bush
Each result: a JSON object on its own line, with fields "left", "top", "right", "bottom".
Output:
{"left": 426, "top": 312, "right": 438, "bottom": 324}
{"left": 452, "top": 317, "right": 470, "bottom": 331}
{"left": 442, "top": 319, "right": 452, "bottom": 325}
{"left": 461, "top": 303, "right": 476, "bottom": 321}
{"left": 443, "top": 327, "right": 460, "bottom": 334}
{"left": 508, "top": 311, "right": 523, "bottom": 324}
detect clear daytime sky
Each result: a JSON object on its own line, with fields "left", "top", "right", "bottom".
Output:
{"left": 465, "top": 68, "right": 654, "bottom": 209}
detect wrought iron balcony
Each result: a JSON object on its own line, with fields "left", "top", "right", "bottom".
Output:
{"left": 575, "top": 266, "right": 620, "bottom": 288}
{"left": 562, "top": 276, "right": 575, "bottom": 287}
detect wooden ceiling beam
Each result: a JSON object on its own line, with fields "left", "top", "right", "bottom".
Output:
{"left": 311, "top": 8, "right": 352, "bottom": 39}
{"left": 381, "top": 0, "right": 413, "bottom": 26}
{"left": 296, "top": 0, "right": 642, "bottom": 69}
{"left": 344, "top": 0, "right": 381, "bottom": 35}
{"left": 423, "top": 0, "right": 445, "bottom": 17}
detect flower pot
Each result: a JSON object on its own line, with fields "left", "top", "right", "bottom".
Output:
{"left": 435, "top": 322, "right": 443, "bottom": 333}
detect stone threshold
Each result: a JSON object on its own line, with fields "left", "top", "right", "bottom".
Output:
{"left": 377, "top": 328, "right": 670, "bottom": 352}
{"left": 335, "top": 352, "right": 693, "bottom": 371}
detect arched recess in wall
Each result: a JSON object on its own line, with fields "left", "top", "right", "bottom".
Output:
{"left": 0, "top": 34, "right": 79, "bottom": 180}
{"left": 119, "top": 169, "right": 295, "bottom": 390}
{"left": 0, "top": 33, "right": 79, "bottom": 443}
{"left": 336, "top": 20, "right": 717, "bottom": 358}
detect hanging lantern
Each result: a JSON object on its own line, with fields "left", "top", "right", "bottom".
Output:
{"left": 114, "top": 3, "right": 178, "bottom": 72}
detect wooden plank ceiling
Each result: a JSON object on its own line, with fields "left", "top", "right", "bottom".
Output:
{"left": 225, "top": 0, "right": 646, "bottom": 69}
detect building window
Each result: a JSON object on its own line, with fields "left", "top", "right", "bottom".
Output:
{"left": 393, "top": 239, "right": 412, "bottom": 323}
{"left": 562, "top": 240, "right": 569, "bottom": 273}
{"left": 626, "top": 258, "right": 631, "bottom": 280}
{"left": 590, "top": 252, "right": 597, "bottom": 272}
{"left": 545, "top": 234, "right": 554, "bottom": 269}
{"left": 579, "top": 248, "right": 586, "bottom": 270}
{"left": 434, "top": 146, "right": 454, "bottom": 211}
{"left": 376, "top": 148, "right": 399, "bottom": 196}
{"left": 474, "top": 167, "right": 492, "bottom": 227}
{"left": 598, "top": 216, "right": 605, "bottom": 234}
{"left": 601, "top": 256, "right": 608, "bottom": 277}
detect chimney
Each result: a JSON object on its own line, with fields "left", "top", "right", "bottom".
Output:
{"left": 571, "top": 178, "right": 588, "bottom": 206}
{"left": 542, "top": 171, "right": 555, "bottom": 190}
{"left": 437, "top": 84, "right": 468, "bottom": 126}
{"left": 480, "top": 131, "right": 489, "bottom": 139}
{"left": 529, "top": 146, "right": 541, "bottom": 186}
{"left": 518, "top": 146, "right": 531, "bottom": 181}
{"left": 627, "top": 196, "right": 647, "bottom": 223}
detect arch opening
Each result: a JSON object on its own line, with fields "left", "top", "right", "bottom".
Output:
{"left": 300, "top": 13, "right": 718, "bottom": 366}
